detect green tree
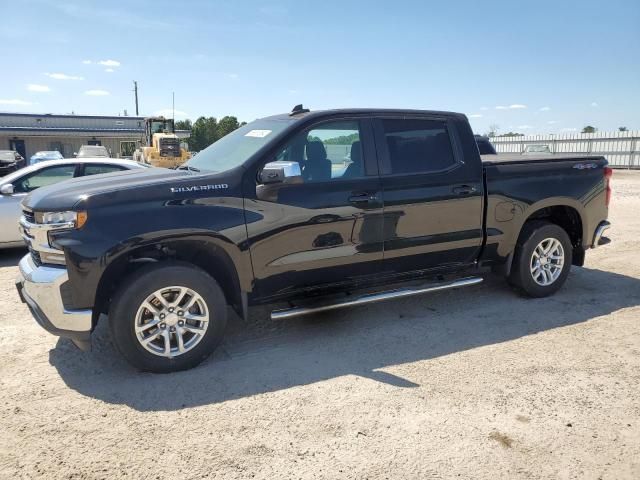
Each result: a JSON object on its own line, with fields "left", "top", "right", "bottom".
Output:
{"left": 487, "top": 124, "right": 499, "bottom": 137}
{"left": 498, "top": 132, "right": 525, "bottom": 137}
{"left": 217, "top": 116, "right": 241, "bottom": 139}
{"left": 177, "top": 115, "right": 246, "bottom": 151}
{"left": 189, "top": 116, "right": 218, "bottom": 151}
{"left": 582, "top": 126, "right": 597, "bottom": 134}
{"left": 619, "top": 126, "right": 628, "bottom": 132}
{"left": 175, "top": 119, "right": 192, "bottom": 131}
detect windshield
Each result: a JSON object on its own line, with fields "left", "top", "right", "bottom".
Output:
{"left": 0, "top": 152, "right": 15, "bottom": 162}
{"left": 476, "top": 139, "right": 496, "bottom": 155}
{"left": 34, "top": 151, "right": 63, "bottom": 159}
{"left": 78, "top": 146, "right": 109, "bottom": 157}
{"left": 151, "top": 120, "right": 173, "bottom": 134}
{"left": 186, "top": 118, "right": 293, "bottom": 173}
{"left": 525, "top": 145, "right": 551, "bottom": 153}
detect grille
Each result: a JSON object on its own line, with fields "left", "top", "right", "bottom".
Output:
{"left": 28, "top": 247, "right": 42, "bottom": 266}
{"left": 159, "top": 138, "right": 181, "bottom": 157}
{"left": 22, "top": 209, "right": 35, "bottom": 224}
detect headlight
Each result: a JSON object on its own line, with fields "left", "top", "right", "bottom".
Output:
{"left": 37, "top": 211, "right": 88, "bottom": 228}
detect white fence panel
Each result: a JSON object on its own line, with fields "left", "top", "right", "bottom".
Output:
{"left": 490, "top": 130, "right": 640, "bottom": 168}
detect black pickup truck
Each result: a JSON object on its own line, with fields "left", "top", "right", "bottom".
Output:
{"left": 16, "top": 106, "right": 612, "bottom": 372}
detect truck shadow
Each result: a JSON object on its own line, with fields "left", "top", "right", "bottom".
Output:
{"left": 0, "top": 247, "right": 25, "bottom": 268}
{"left": 49, "top": 267, "right": 640, "bottom": 411}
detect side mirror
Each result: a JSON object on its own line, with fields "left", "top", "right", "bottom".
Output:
{"left": 258, "top": 161, "right": 302, "bottom": 185}
{"left": 0, "top": 184, "right": 15, "bottom": 195}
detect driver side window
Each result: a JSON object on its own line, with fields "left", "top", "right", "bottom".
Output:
{"left": 14, "top": 164, "right": 76, "bottom": 193}
{"left": 275, "top": 120, "right": 365, "bottom": 183}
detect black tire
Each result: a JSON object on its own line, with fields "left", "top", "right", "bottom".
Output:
{"left": 508, "top": 221, "right": 573, "bottom": 298}
{"left": 109, "top": 261, "right": 227, "bottom": 373}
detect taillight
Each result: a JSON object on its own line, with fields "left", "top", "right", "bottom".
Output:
{"left": 604, "top": 166, "right": 613, "bottom": 207}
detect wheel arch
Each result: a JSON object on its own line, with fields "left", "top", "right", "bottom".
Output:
{"left": 93, "top": 234, "right": 250, "bottom": 328}
{"left": 500, "top": 199, "right": 587, "bottom": 276}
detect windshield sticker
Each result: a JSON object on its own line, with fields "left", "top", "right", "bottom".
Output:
{"left": 245, "top": 129, "right": 272, "bottom": 138}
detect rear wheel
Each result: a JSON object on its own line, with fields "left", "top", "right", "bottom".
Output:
{"left": 109, "top": 262, "right": 227, "bottom": 373}
{"left": 508, "top": 221, "right": 573, "bottom": 297}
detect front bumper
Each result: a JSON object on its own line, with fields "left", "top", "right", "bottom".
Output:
{"left": 16, "top": 254, "right": 92, "bottom": 350}
{"left": 0, "top": 163, "right": 18, "bottom": 176}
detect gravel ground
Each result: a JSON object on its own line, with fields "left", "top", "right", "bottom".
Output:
{"left": 0, "top": 171, "right": 639, "bottom": 480}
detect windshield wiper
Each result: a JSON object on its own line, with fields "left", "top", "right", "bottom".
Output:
{"left": 177, "top": 165, "right": 200, "bottom": 173}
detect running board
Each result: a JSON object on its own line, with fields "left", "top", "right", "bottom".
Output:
{"left": 270, "top": 276, "right": 483, "bottom": 320}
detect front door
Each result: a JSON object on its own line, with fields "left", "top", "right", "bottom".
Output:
{"left": 245, "top": 118, "right": 384, "bottom": 300}
{"left": 374, "top": 116, "right": 484, "bottom": 274}
{"left": 9, "top": 139, "right": 26, "bottom": 159}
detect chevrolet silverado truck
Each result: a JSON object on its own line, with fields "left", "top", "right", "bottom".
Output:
{"left": 16, "top": 106, "right": 612, "bottom": 373}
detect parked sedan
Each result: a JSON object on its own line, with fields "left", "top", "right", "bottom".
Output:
{"left": 0, "top": 150, "right": 26, "bottom": 176}
{"left": 30, "top": 150, "right": 64, "bottom": 165}
{"left": 0, "top": 158, "right": 148, "bottom": 248}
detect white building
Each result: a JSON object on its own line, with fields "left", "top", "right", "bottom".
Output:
{"left": 0, "top": 112, "right": 189, "bottom": 159}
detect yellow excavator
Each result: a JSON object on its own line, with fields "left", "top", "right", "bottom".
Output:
{"left": 132, "top": 116, "right": 190, "bottom": 168}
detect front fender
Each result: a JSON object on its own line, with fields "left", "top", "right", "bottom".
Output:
{"left": 50, "top": 197, "right": 251, "bottom": 310}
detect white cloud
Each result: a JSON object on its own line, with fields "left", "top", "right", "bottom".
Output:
{"left": 547, "top": 120, "right": 558, "bottom": 125}
{"left": 590, "top": 102, "right": 599, "bottom": 107}
{"left": 82, "top": 60, "right": 92, "bottom": 64}
{"left": 480, "top": 106, "right": 489, "bottom": 111}
{"left": 562, "top": 128, "right": 578, "bottom": 132}
{"left": 0, "top": 99, "right": 33, "bottom": 105}
{"left": 84, "top": 89, "right": 110, "bottom": 96}
{"left": 98, "top": 59, "right": 120, "bottom": 67}
{"left": 517, "top": 125, "right": 534, "bottom": 129}
{"left": 46, "top": 72, "right": 84, "bottom": 80}
{"left": 27, "top": 84, "right": 51, "bottom": 92}
{"left": 496, "top": 104, "right": 527, "bottom": 110}
{"left": 227, "top": 73, "right": 239, "bottom": 79}
{"left": 155, "top": 109, "right": 189, "bottom": 119}
{"left": 105, "top": 68, "right": 114, "bottom": 73}
{"left": 468, "top": 114, "right": 483, "bottom": 118}
{"left": 539, "top": 106, "right": 551, "bottom": 111}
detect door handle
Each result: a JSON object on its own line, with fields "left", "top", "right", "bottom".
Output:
{"left": 452, "top": 185, "right": 477, "bottom": 195}
{"left": 349, "top": 192, "right": 379, "bottom": 205}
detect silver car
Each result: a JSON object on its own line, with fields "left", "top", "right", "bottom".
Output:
{"left": 0, "top": 158, "right": 147, "bottom": 248}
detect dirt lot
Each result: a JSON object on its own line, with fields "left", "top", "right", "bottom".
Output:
{"left": 1, "top": 171, "right": 639, "bottom": 480}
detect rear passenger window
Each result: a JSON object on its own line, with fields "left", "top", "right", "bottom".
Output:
{"left": 83, "top": 164, "right": 125, "bottom": 176}
{"left": 381, "top": 119, "right": 456, "bottom": 174}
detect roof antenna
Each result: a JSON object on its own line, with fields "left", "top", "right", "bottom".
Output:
{"left": 290, "top": 104, "right": 310, "bottom": 116}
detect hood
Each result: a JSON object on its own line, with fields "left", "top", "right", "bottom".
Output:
{"left": 23, "top": 167, "right": 189, "bottom": 211}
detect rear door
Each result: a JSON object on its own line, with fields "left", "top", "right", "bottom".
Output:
{"left": 245, "top": 117, "right": 384, "bottom": 300}
{"left": 375, "top": 116, "right": 484, "bottom": 273}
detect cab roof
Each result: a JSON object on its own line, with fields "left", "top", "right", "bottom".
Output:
{"left": 262, "top": 107, "right": 468, "bottom": 123}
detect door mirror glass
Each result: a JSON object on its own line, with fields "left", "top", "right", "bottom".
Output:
{"left": 0, "top": 184, "right": 15, "bottom": 195}
{"left": 258, "top": 161, "right": 302, "bottom": 185}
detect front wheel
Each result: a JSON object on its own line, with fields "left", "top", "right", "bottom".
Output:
{"left": 109, "top": 262, "right": 227, "bottom": 373}
{"left": 508, "top": 221, "right": 573, "bottom": 298}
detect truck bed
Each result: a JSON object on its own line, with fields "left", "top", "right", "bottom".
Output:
{"left": 481, "top": 153, "right": 605, "bottom": 166}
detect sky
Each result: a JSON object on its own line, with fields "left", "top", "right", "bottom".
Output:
{"left": 1, "top": 0, "right": 639, "bottom": 135}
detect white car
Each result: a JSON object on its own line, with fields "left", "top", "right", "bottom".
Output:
{"left": 0, "top": 158, "right": 148, "bottom": 248}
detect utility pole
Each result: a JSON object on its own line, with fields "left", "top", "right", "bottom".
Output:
{"left": 133, "top": 81, "right": 139, "bottom": 116}
{"left": 172, "top": 91, "right": 175, "bottom": 123}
